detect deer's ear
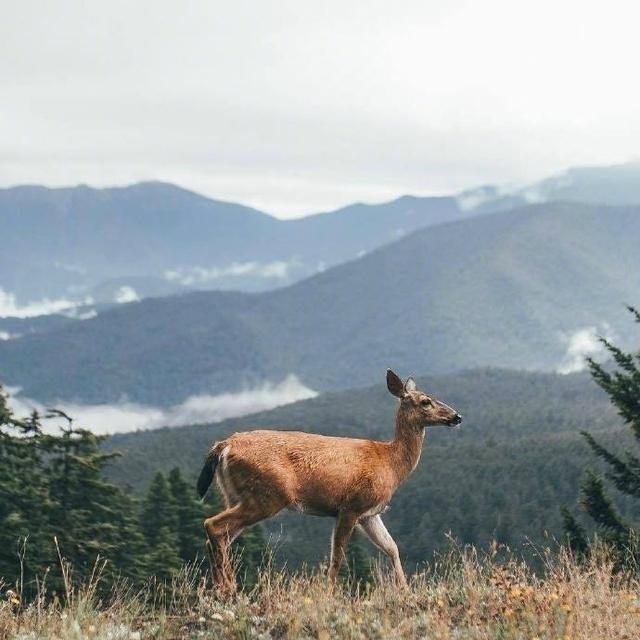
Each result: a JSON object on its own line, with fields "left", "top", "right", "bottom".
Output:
{"left": 386, "top": 369, "right": 404, "bottom": 398}
{"left": 404, "top": 377, "right": 417, "bottom": 393}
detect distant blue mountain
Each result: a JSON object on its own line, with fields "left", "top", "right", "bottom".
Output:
{"left": 0, "top": 182, "right": 464, "bottom": 308}
{"left": 459, "top": 160, "right": 640, "bottom": 213}
{"left": 5, "top": 160, "right": 640, "bottom": 315}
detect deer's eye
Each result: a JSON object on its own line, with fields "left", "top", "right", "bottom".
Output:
{"left": 421, "top": 399, "right": 432, "bottom": 408}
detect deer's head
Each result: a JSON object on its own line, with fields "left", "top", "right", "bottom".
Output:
{"left": 386, "top": 369, "right": 462, "bottom": 428}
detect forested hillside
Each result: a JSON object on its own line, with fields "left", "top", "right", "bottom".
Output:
{"left": 2, "top": 201, "right": 639, "bottom": 405}
{"left": 102, "top": 368, "right": 638, "bottom": 570}
{"left": 0, "top": 314, "right": 75, "bottom": 340}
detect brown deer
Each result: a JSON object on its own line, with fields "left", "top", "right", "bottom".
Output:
{"left": 196, "top": 369, "right": 461, "bottom": 592}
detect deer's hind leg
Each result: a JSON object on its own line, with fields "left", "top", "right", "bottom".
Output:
{"left": 204, "top": 500, "right": 281, "bottom": 594}
{"left": 204, "top": 482, "right": 239, "bottom": 575}
{"left": 204, "top": 448, "right": 290, "bottom": 593}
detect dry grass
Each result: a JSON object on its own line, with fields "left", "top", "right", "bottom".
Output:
{"left": 1, "top": 545, "right": 639, "bottom": 639}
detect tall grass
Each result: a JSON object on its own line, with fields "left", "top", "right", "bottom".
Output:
{"left": 1, "top": 544, "right": 639, "bottom": 639}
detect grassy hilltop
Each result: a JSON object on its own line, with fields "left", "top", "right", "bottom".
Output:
{"left": 2, "top": 547, "right": 639, "bottom": 639}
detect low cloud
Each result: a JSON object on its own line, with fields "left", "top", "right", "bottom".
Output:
{"left": 456, "top": 186, "right": 501, "bottom": 211}
{"left": 67, "top": 309, "right": 98, "bottom": 320}
{"left": 0, "top": 287, "right": 76, "bottom": 318}
{"left": 521, "top": 172, "right": 574, "bottom": 203}
{"left": 0, "top": 331, "right": 16, "bottom": 340}
{"left": 165, "top": 260, "right": 294, "bottom": 286}
{"left": 114, "top": 286, "right": 140, "bottom": 304}
{"left": 5, "top": 375, "right": 317, "bottom": 435}
{"left": 557, "top": 325, "right": 613, "bottom": 374}
{"left": 0, "top": 287, "right": 97, "bottom": 320}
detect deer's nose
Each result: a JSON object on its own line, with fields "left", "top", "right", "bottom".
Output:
{"left": 451, "top": 413, "right": 462, "bottom": 425}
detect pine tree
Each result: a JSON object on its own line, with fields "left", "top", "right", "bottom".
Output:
{"left": 0, "top": 388, "right": 53, "bottom": 592}
{"left": 341, "top": 530, "right": 372, "bottom": 585}
{"left": 0, "top": 385, "right": 148, "bottom": 594}
{"left": 563, "top": 306, "right": 640, "bottom": 566}
{"left": 42, "top": 413, "right": 148, "bottom": 592}
{"left": 144, "top": 525, "right": 183, "bottom": 582}
{"left": 140, "top": 472, "right": 182, "bottom": 578}
{"left": 140, "top": 472, "right": 179, "bottom": 545}
{"left": 560, "top": 506, "right": 588, "bottom": 556}
{"left": 167, "top": 467, "right": 206, "bottom": 564}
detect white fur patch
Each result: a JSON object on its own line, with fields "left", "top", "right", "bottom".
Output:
{"left": 414, "top": 433, "right": 426, "bottom": 470}
{"left": 362, "top": 502, "right": 389, "bottom": 518}
{"left": 216, "top": 445, "right": 240, "bottom": 504}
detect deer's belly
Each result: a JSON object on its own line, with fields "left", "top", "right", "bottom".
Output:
{"left": 361, "top": 501, "right": 390, "bottom": 517}
{"left": 286, "top": 497, "right": 390, "bottom": 519}
{"left": 287, "top": 502, "right": 337, "bottom": 517}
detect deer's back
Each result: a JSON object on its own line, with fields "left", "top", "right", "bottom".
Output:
{"left": 215, "top": 429, "right": 396, "bottom": 516}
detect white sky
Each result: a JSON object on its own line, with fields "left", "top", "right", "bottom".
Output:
{"left": 2, "top": 0, "right": 640, "bottom": 217}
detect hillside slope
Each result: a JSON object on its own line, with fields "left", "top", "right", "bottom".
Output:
{"left": 1, "top": 201, "right": 638, "bottom": 405}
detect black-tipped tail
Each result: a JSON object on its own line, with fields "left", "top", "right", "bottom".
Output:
{"left": 196, "top": 451, "right": 219, "bottom": 500}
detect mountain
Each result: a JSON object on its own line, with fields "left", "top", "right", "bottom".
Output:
{"left": 5, "top": 160, "right": 640, "bottom": 315}
{"left": 521, "top": 160, "right": 640, "bottom": 206}
{"left": 101, "top": 368, "right": 637, "bottom": 568}
{"left": 461, "top": 160, "right": 640, "bottom": 213}
{"left": 0, "top": 182, "right": 276, "bottom": 304}
{"left": 1, "top": 200, "right": 638, "bottom": 406}
{"left": 0, "top": 314, "right": 76, "bottom": 342}
{"left": 0, "top": 182, "right": 464, "bottom": 309}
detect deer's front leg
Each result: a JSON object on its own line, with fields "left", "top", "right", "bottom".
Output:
{"left": 329, "top": 511, "right": 359, "bottom": 582}
{"left": 359, "top": 514, "right": 407, "bottom": 587}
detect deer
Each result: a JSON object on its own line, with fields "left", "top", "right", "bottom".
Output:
{"left": 196, "top": 369, "right": 462, "bottom": 592}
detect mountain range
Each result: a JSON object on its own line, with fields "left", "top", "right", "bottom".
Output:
{"left": 1, "top": 199, "right": 638, "bottom": 405}
{"left": 3, "top": 160, "right": 640, "bottom": 313}
{"left": 458, "top": 159, "right": 640, "bottom": 213}
{"left": 0, "top": 182, "right": 464, "bottom": 306}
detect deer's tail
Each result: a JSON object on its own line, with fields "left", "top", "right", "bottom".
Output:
{"left": 196, "top": 447, "right": 220, "bottom": 500}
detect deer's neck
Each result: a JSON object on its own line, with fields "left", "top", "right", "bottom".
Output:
{"left": 389, "top": 409, "right": 425, "bottom": 484}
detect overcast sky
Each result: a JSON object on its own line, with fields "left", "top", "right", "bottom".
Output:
{"left": 2, "top": 0, "right": 640, "bottom": 217}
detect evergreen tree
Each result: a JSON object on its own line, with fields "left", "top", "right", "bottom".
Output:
{"left": 563, "top": 306, "right": 640, "bottom": 566}
{"left": 0, "top": 384, "right": 147, "bottom": 594}
{"left": 341, "top": 530, "right": 372, "bottom": 585}
{"left": 560, "top": 506, "right": 588, "bottom": 556}
{"left": 140, "top": 472, "right": 182, "bottom": 578}
{"left": 44, "top": 414, "right": 146, "bottom": 589}
{"left": 167, "top": 467, "right": 206, "bottom": 564}
{"left": 144, "top": 525, "right": 183, "bottom": 582}
{"left": 140, "top": 472, "right": 179, "bottom": 546}
{"left": 0, "top": 390, "right": 53, "bottom": 592}
{"left": 48, "top": 419, "right": 148, "bottom": 592}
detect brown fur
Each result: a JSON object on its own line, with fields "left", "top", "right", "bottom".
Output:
{"left": 199, "top": 369, "right": 461, "bottom": 592}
